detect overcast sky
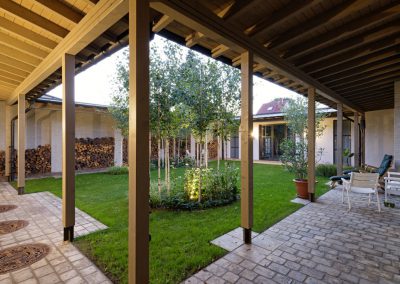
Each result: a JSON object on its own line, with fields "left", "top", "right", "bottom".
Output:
{"left": 48, "top": 35, "right": 300, "bottom": 113}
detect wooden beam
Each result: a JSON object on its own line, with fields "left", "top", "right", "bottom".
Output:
{"left": 253, "top": 63, "right": 267, "bottom": 72}
{"left": 284, "top": 2, "right": 400, "bottom": 59}
{"left": 320, "top": 56, "right": 400, "bottom": 84}
{"left": 0, "top": 63, "right": 29, "bottom": 78}
{"left": 152, "top": 15, "right": 173, "bottom": 33}
{"left": 296, "top": 22, "right": 400, "bottom": 68}
{"left": 0, "top": 76, "right": 19, "bottom": 86}
{"left": 62, "top": 53, "right": 75, "bottom": 242}
{"left": 0, "top": 30, "right": 49, "bottom": 59}
{"left": 353, "top": 112, "right": 359, "bottom": 167}
{"left": 266, "top": 0, "right": 359, "bottom": 49}
{"left": 336, "top": 103, "right": 343, "bottom": 175}
{"left": 219, "top": 0, "right": 255, "bottom": 20}
{"left": 5, "top": 105, "right": 11, "bottom": 178}
{"left": 0, "top": 54, "right": 35, "bottom": 73}
{"left": 0, "top": 17, "right": 57, "bottom": 50}
{"left": 307, "top": 87, "right": 316, "bottom": 201}
{"left": 150, "top": 0, "right": 363, "bottom": 113}
{"left": 240, "top": 50, "right": 253, "bottom": 243}
{"left": 211, "top": 44, "right": 229, "bottom": 58}
{"left": 0, "top": 43, "right": 42, "bottom": 67}
{"left": 185, "top": 31, "right": 204, "bottom": 48}
{"left": 339, "top": 80, "right": 395, "bottom": 95}
{"left": 232, "top": 55, "right": 241, "bottom": 67}
{"left": 128, "top": 0, "right": 149, "bottom": 283}
{"left": 0, "top": 0, "right": 69, "bottom": 38}
{"left": 34, "top": 0, "right": 84, "bottom": 24}
{"left": 327, "top": 63, "right": 400, "bottom": 88}
{"left": 333, "top": 70, "right": 400, "bottom": 92}
{"left": 0, "top": 70, "right": 24, "bottom": 83}
{"left": 341, "top": 85, "right": 393, "bottom": 98}
{"left": 8, "top": 0, "right": 129, "bottom": 104}
{"left": 312, "top": 44, "right": 400, "bottom": 79}
{"left": 17, "top": 93, "right": 25, "bottom": 194}
{"left": 245, "top": 0, "right": 314, "bottom": 37}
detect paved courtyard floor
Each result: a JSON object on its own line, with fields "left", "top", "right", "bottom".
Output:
{"left": 0, "top": 182, "right": 110, "bottom": 284}
{"left": 185, "top": 188, "right": 400, "bottom": 284}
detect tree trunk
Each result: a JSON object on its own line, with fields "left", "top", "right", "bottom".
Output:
{"left": 149, "top": 133, "right": 152, "bottom": 172}
{"left": 158, "top": 138, "right": 161, "bottom": 195}
{"left": 177, "top": 138, "right": 181, "bottom": 164}
{"left": 221, "top": 138, "right": 225, "bottom": 161}
{"left": 198, "top": 167, "right": 202, "bottom": 203}
{"left": 205, "top": 134, "right": 208, "bottom": 168}
{"left": 217, "top": 136, "right": 220, "bottom": 170}
{"left": 166, "top": 139, "right": 170, "bottom": 194}
{"left": 173, "top": 137, "right": 176, "bottom": 164}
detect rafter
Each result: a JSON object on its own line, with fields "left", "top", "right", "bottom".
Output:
{"left": 265, "top": 0, "right": 358, "bottom": 49}
{"left": 152, "top": 15, "right": 173, "bottom": 33}
{"left": 304, "top": 35, "right": 400, "bottom": 74}
{"left": 0, "top": 17, "right": 57, "bottom": 50}
{"left": 185, "top": 31, "right": 204, "bottom": 48}
{"left": 0, "top": 43, "right": 42, "bottom": 67}
{"left": 0, "top": 63, "right": 29, "bottom": 78}
{"left": 283, "top": 2, "right": 400, "bottom": 59}
{"left": 334, "top": 72, "right": 400, "bottom": 92}
{"left": 0, "top": 30, "right": 48, "bottom": 59}
{"left": 0, "top": 54, "right": 35, "bottom": 73}
{"left": 296, "top": 21, "right": 400, "bottom": 67}
{"left": 220, "top": 0, "right": 257, "bottom": 20}
{"left": 0, "top": 0, "right": 69, "bottom": 38}
{"left": 339, "top": 80, "right": 394, "bottom": 95}
{"left": 34, "top": 0, "right": 84, "bottom": 24}
{"left": 0, "top": 70, "right": 24, "bottom": 82}
{"left": 211, "top": 44, "right": 229, "bottom": 58}
{"left": 245, "top": 0, "right": 314, "bottom": 37}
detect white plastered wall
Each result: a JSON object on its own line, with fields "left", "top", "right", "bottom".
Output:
{"left": 0, "top": 101, "right": 5, "bottom": 151}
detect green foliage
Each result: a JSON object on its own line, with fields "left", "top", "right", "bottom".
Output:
{"left": 280, "top": 97, "right": 326, "bottom": 180}
{"left": 107, "top": 166, "right": 129, "bottom": 175}
{"left": 315, "top": 164, "right": 337, "bottom": 177}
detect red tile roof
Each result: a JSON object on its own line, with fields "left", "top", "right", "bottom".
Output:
{"left": 256, "top": 98, "right": 290, "bottom": 115}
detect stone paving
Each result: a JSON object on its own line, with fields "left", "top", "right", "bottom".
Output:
{"left": 0, "top": 182, "right": 110, "bottom": 284}
{"left": 185, "top": 188, "right": 400, "bottom": 284}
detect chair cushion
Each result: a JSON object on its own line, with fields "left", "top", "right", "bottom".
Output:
{"left": 377, "top": 154, "right": 393, "bottom": 176}
{"left": 330, "top": 174, "right": 350, "bottom": 181}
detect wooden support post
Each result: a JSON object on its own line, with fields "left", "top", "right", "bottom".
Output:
{"left": 307, "top": 88, "right": 316, "bottom": 202}
{"left": 353, "top": 112, "right": 360, "bottom": 167}
{"left": 128, "top": 0, "right": 150, "bottom": 283}
{"left": 62, "top": 53, "right": 75, "bottom": 242}
{"left": 336, "top": 103, "right": 343, "bottom": 175}
{"left": 5, "top": 105, "right": 11, "bottom": 180}
{"left": 240, "top": 51, "right": 253, "bottom": 244}
{"left": 361, "top": 114, "right": 366, "bottom": 166}
{"left": 17, "top": 94, "right": 25, "bottom": 195}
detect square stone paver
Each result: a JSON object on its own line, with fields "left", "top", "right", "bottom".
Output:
{"left": 186, "top": 188, "right": 400, "bottom": 283}
{"left": 0, "top": 182, "right": 111, "bottom": 283}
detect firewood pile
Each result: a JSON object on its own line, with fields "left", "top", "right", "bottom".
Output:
{"left": 75, "top": 137, "right": 114, "bottom": 170}
{"left": 208, "top": 139, "right": 218, "bottom": 160}
{"left": 25, "top": 145, "right": 51, "bottom": 175}
{"left": 0, "top": 151, "right": 5, "bottom": 176}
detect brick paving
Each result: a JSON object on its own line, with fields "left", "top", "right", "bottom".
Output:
{"left": 0, "top": 182, "right": 110, "bottom": 284}
{"left": 185, "top": 188, "right": 400, "bottom": 283}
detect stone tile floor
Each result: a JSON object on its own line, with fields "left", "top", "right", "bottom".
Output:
{"left": 185, "top": 188, "right": 400, "bottom": 284}
{"left": 0, "top": 182, "right": 110, "bottom": 284}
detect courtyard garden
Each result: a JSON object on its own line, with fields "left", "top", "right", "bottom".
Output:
{"left": 14, "top": 161, "right": 329, "bottom": 284}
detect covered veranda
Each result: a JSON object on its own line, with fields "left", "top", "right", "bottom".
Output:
{"left": 0, "top": 0, "right": 399, "bottom": 283}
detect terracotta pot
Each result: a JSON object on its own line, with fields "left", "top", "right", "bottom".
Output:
{"left": 293, "top": 179, "right": 309, "bottom": 199}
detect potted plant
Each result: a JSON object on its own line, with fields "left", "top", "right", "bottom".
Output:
{"left": 280, "top": 98, "right": 326, "bottom": 199}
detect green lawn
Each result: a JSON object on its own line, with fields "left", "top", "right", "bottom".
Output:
{"left": 14, "top": 162, "right": 329, "bottom": 283}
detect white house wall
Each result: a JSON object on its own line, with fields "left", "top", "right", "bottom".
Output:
{"left": 0, "top": 101, "right": 5, "bottom": 151}
{"left": 365, "top": 109, "right": 394, "bottom": 167}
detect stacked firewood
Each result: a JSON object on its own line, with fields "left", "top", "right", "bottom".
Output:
{"left": 25, "top": 145, "right": 51, "bottom": 175}
{"left": 207, "top": 139, "right": 218, "bottom": 160}
{"left": 0, "top": 151, "right": 5, "bottom": 176}
{"left": 75, "top": 137, "right": 114, "bottom": 169}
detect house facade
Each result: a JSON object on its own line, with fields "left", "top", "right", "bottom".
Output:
{"left": 227, "top": 98, "right": 393, "bottom": 168}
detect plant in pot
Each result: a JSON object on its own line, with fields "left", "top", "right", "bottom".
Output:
{"left": 280, "top": 97, "right": 326, "bottom": 199}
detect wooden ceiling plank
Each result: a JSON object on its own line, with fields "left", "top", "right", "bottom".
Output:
{"left": 344, "top": 88, "right": 393, "bottom": 99}
{"left": 266, "top": 0, "right": 359, "bottom": 49}
{"left": 297, "top": 22, "right": 400, "bottom": 68}
{"left": 339, "top": 81, "right": 394, "bottom": 95}
{"left": 334, "top": 73, "right": 400, "bottom": 92}
{"left": 284, "top": 2, "right": 400, "bottom": 59}
{"left": 211, "top": 44, "right": 229, "bottom": 58}
{"left": 0, "top": 17, "right": 57, "bottom": 50}
{"left": 152, "top": 15, "right": 173, "bottom": 33}
{"left": 8, "top": 0, "right": 129, "bottom": 104}
{"left": 0, "top": 75, "right": 19, "bottom": 86}
{"left": 0, "top": 43, "right": 42, "bottom": 66}
{"left": 0, "top": 54, "right": 35, "bottom": 73}
{"left": 0, "top": 62, "right": 30, "bottom": 78}
{"left": 342, "top": 85, "right": 393, "bottom": 97}
{"left": 34, "top": 0, "right": 84, "bottom": 24}
{"left": 319, "top": 55, "right": 400, "bottom": 84}
{"left": 0, "top": 30, "right": 49, "bottom": 59}
{"left": 304, "top": 35, "right": 400, "bottom": 74}
{"left": 221, "top": 0, "right": 258, "bottom": 20}
{"left": 0, "top": 70, "right": 24, "bottom": 82}
{"left": 0, "top": 78, "right": 17, "bottom": 88}
{"left": 246, "top": 0, "right": 314, "bottom": 37}
{"left": 0, "top": 0, "right": 69, "bottom": 38}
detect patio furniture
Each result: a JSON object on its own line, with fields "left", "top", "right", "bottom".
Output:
{"left": 329, "top": 154, "right": 393, "bottom": 188}
{"left": 384, "top": 171, "right": 400, "bottom": 202}
{"left": 341, "top": 172, "right": 380, "bottom": 212}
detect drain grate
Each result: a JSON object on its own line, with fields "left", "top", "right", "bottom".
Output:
{"left": 0, "top": 205, "right": 17, "bottom": 213}
{"left": 0, "top": 243, "right": 50, "bottom": 274}
{"left": 0, "top": 220, "right": 29, "bottom": 235}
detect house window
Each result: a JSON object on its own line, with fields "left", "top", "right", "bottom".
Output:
{"left": 333, "top": 120, "right": 352, "bottom": 165}
{"left": 259, "top": 124, "right": 288, "bottom": 160}
{"left": 230, "top": 132, "right": 239, "bottom": 159}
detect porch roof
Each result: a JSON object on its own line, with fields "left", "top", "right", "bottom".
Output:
{"left": 0, "top": 0, "right": 399, "bottom": 113}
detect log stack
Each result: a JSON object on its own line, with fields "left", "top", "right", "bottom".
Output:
{"left": 25, "top": 145, "right": 51, "bottom": 175}
{"left": 208, "top": 139, "right": 218, "bottom": 160}
{"left": 75, "top": 137, "right": 114, "bottom": 169}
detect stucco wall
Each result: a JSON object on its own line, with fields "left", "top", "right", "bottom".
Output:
{"left": 365, "top": 109, "right": 394, "bottom": 167}
{"left": 0, "top": 101, "right": 5, "bottom": 151}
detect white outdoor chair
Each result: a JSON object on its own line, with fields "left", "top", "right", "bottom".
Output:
{"left": 384, "top": 171, "right": 400, "bottom": 202}
{"left": 341, "top": 172, "right": 380, "bottom": 212}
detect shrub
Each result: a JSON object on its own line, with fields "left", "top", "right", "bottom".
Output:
{"left": 316, "top": 164, "right": 337, "bottom": 177}
{"left": 107, "top": 166, "right": 129, "bottom": 175}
